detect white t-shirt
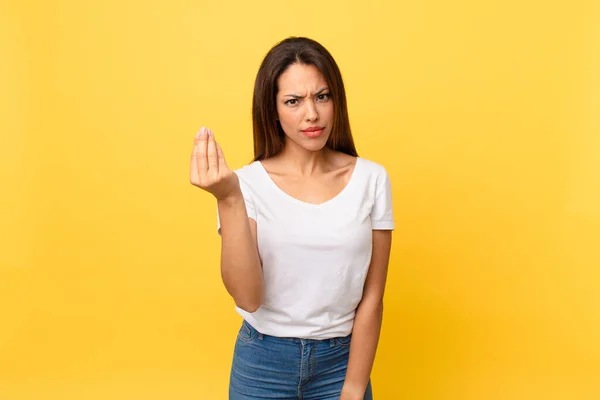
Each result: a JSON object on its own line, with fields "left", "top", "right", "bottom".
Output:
{"left": 217, "top": 157, "right": 394, "bottom": 339}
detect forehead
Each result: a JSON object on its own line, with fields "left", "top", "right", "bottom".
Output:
{"left": 277, "top": 63, "right": 328, "bottom": 92}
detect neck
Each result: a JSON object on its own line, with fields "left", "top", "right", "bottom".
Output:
{"left": 276, "top": 142, "right": 332, "bottom": 176}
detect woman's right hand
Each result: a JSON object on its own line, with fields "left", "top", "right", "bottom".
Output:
{"left": 190, "top": 127, "right": 240, "bottom": 200}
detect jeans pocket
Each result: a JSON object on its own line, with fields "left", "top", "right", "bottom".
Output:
{"left": 237, "top": 320, "right": 259, "bottom": 343}
{"left": 334, "top": 334, "right": 352, "bottom": 347}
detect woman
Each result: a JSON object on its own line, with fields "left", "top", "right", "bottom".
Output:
{"left": 190, "top": 37, "right": 394, "bottom": 400}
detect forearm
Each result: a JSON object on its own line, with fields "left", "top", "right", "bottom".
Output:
{"left": 342, "top": 301, "right": 384, "bottom": 399}
{"left": 218, "top": 192, "right": 263, "bottom": 312}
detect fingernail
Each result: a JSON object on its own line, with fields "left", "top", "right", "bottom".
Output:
{"left": 208, "top": 129, "right": 213, "bottom": 137}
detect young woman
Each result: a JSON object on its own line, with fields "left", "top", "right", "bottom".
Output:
{"left": 190, "top": 37, "right": 394, "bottom": 400}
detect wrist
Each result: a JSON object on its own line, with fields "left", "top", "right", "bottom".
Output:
{"left": 340, "top": 384, "right": 365, "bottom": 400}
{"left": 340, "top": 391, "right": 363, "bottom": 400}
{"left": 216, "top": 188, "right": 243, "bottom": 205}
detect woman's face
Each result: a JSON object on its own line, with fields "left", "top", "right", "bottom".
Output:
{"left": 275, "top": 63, "right": 334, "bottom": 153}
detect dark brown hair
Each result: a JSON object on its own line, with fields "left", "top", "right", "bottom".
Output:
{"left": 252, "top": 37, "right": 358, "bottom": 161}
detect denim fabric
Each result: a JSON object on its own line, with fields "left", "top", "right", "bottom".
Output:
{"left": 229, "top": 320, "right": 373, "bottom": 400}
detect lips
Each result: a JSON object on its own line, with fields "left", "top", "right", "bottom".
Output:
{"left": 301, "top": 126, "right": 325, "bottom": 138}
{"left": 302, "top": 126, "right": 325, "bottom": 132}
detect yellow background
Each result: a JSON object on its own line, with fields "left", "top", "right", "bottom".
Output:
{"left": 1, "top": 0, "right": 599, "bottom": 399}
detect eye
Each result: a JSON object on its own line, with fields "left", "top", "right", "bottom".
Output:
{"left": 316, "top": 93, "right": 331, "bottom": 102}
{"left": 285, "top": 99, "right": 299, "bottom": 106}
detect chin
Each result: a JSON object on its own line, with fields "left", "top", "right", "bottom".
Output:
{"left": 300, "top": 135, "right": 330, "bottom": 152}
{"left": 303, "top": 143, "right": 327, "bottom": 152}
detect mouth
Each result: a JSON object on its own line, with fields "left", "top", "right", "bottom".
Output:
{"left": 301, "top": 126, "right": 325, "bottom": 138}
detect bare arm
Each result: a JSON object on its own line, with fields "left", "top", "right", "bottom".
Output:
{"left": 341, "top": 229, "right": 392, "bottom": 400}
{"left": 190, "top": 127, "right": 263, "bottom": 312}
{"left": 218, "top": 197, "right": 263, "bottom": 312}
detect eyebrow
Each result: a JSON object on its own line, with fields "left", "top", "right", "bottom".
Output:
{"left": 284, "top": 87, "right": 329, "bottom": 98}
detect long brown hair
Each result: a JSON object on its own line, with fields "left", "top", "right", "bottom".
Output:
{"left": 252, "top": 37, "right": 358, "bottom": 161}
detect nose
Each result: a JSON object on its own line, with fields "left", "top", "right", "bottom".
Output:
{"left": 305, "top": 99, "right": 319, "bottom": 122}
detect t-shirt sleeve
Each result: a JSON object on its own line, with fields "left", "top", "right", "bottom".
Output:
{"left": 371, "top": 166, "right": 395, "bottom": 230}
{"left": 216, "top": 175, "right": 257, "bottom": 236}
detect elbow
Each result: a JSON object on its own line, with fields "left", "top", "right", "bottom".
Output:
{"left": 236, "top": 289, "right": 264, "bottom": 313}
{"left": 237, "top": 298, "right": 262, "bottom": 313}
{"left": 240, "top": 304, "right": 260, "bottom": 313}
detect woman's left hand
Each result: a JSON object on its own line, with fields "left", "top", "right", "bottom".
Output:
{"left": 340, "top": 387, "right": 363, "bottom": 400}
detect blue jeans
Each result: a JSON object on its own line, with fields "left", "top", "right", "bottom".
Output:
{"left": 229, "top": 320, "right": 373, "bottom": 399}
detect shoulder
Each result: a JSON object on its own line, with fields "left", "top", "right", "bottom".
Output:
{"left": 233, "top": 161, "right": 262, "bottom": 182}
{"left": 326, "top": 151, "right": 386, "bottom": 176}
{"left": 231, "top": 161, "right": 266, "bottom": 199}
{"left": 356, "top": 157, "right": 390, "bottom": 180}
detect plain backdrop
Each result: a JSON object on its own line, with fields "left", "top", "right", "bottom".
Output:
{"left": 1, "top": 0, "right": 599, "bottom": 399}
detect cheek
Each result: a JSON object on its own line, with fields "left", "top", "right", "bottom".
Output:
{"left": 319, "top": 102, "right": 334, "bottom": 118}
{"left": 277, "top": 107, "right": 300, "bottom": 127}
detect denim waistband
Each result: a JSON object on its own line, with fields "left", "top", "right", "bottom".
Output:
{"left": 241, "top": 319, "right": 351, "bottom": 346}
